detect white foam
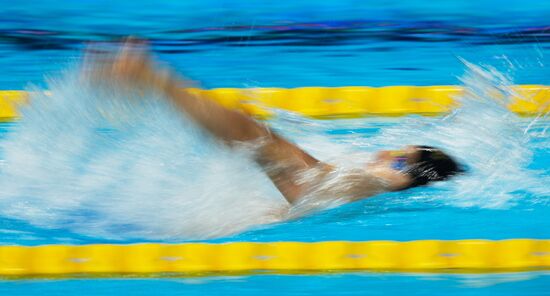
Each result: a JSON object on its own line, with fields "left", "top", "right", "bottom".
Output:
{"left": 0, "top": 68, "right": 287, "bottom": 240}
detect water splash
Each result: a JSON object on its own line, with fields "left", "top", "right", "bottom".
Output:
{"left": 0, "top": 69, "right": 286, "bottom": 240}
{"left": 361, "top": 59, "right": 549, "bottom": 208}
{"left": 0, "top": 59, "right": 547, "bottom": 240}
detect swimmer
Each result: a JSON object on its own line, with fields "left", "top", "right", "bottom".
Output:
{"left": 85, "top": 40, "right": 463, "bottom": 206}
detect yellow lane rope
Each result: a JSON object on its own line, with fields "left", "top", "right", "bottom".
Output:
{"left": 0, "top": 85, "right": 549, "bottom": 121}
{"left": 0, "top": 240, "right": 548, "bottom": 276}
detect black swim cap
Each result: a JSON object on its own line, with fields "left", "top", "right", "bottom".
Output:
{"left": 405, "top": 146, "right": 463, "bottom": 189}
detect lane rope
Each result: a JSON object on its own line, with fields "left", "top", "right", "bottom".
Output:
{"left": 0, "top": 240, "right": 548, "bottom": 276}
{"left": 1, "top": 85, "right": 549, "bottom": 120}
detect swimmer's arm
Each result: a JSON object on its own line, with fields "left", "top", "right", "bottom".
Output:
{"left": 96, "top": 43, "right": 332, "bottom": 204}
{"left": 160, "top": 78, "right": 334, "bottom": 203}
{"left": 159, "top": 76, "right": 390, "bottom": 203}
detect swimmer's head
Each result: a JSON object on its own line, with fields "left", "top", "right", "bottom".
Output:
{"left": 373, "top": 145, "right": 463, "bottom": 190}
{"left": 401, "top": 145, "right": 464, "bottom": 189}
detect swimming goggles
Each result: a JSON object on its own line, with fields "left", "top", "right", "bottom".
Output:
{"left": 389, "top": 151, "right": 408, "bottom": 171}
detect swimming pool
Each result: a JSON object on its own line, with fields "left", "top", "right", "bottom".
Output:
{"left": 0, "top": 0, "right": 549, "bottom": 295}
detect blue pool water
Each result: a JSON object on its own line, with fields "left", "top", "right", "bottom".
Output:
{"left": 0, "top": 0, "right": 549, "bottom": 295}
